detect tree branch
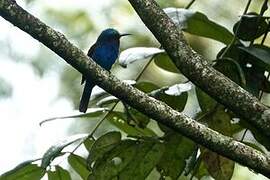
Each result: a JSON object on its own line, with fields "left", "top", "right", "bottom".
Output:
{"left": 128, "top": 0, "right": 270, "bottom": 139}
{"left": 1, "top": 0, "right": 270, "bottom": 177}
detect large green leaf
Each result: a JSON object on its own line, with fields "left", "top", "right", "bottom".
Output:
{"left": 88, "top": 131, "right": 121, "bottom": 167}
{"left": 164, "top": 8, "right": 234, "bottom": 44}
{"left": 68, "top": 154, "right": 90, "bottom": 180}
{"left": 0, "top": 163, "right": 45, "bottom": 180}
{"left": 41, "top": 134, "right": 88, "bottom": 168}
{"left": 47, "top": 166, "right": 71, "bottom": 180}
{"left": 157, "top": 132, "right": 196, "bottom": 180}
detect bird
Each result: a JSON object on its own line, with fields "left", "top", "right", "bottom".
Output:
{"left": 79, "top": 28, "right": 130, "bottom": 113}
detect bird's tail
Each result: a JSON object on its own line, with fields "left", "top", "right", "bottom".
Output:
{"left": 79, "top": 81, "right": 94, "bottom": 113}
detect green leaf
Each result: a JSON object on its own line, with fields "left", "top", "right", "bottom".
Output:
{"left": 233, "top": 13, "right": 268, "bottom": 41}
{"left": 96, "top": 96, "right": 118, "bottom": 107}
{"left": 47, "top": 166, "right": 71, "bottom": 180}
{"left": 89, "top": 140, "right": 137, "bottom": 180}
{"left": 41, "top": 134, "right": 88, "bottom": 168}
{"left": 83, "top": 138, "right": 94, "bottom": 153}
{"left": 164, "top": 8, "right": 234, "bottom": 44}
{"left": 155, "top": 91, "right": 188, "bottom": 112}
{"left": 88, "top": 131, "right": 121, "bottom": 167}
{"left": 0, "top": 164, "right": 45, "bottom": 180}
{"left": 214, "top": 58, "right": 246, "bottom": 87}
{"left": 40, "top": 108, "right": 107, "bottom": 126}
{"left": 107, "top": 111, "right": 157, "bottom": 137}
{"left": 157, "top": 133, "right": 196, "bottom": 180}
{"left": 202, "top": 150, "right": 234, "bottom": 180}
{"left": 238, "top": 44, "right": 270, "bottom": 72}
{"left": 154, "top": 54, "right": 180, "bottom": 73}
{"left": 118, "top": 141, "right": 165, "bottom": 180}
{"left": 196, "top": 87, "right": 217, "bottom": 113}
{"left": 134, "top": 81, "right": 159, "bottom": 93}
{"left": 68, "top": 154, "right": 90, "bottom": 180}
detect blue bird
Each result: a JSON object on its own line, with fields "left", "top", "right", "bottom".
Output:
{"left": 79, "top": 28, "right": 130, "bottom": 113}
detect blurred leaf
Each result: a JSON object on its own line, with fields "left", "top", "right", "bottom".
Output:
{"left": 233, "top": 13, "right": 268, "bottom": 41}
{"left": 119, "top": 47, "right": 165, "bottom": 68}
{"left": 202, "top": 150, "right": 234, "bottom": 180}
{"left": 68, "top": 154, "right": 90, "bottom": 180}
{"left": 0, "top": 164, "right": 45, "bottom": 180}
{"left": 157, "top": 132, "right": 196, "bottom": 180}
{"left": 262, "top": 79, "right": 270, "bottom": 93}
{"left": 164, "top": 8, "right": 234, "bottom": 44}
{"left": 88, "top": 131, "right": 121, "bottom": 167}
{"left": 126, "top": 107, "right": 150, "bottom": 128}
{"left": 46, "top": 9, "right": 94, "bottom": 39}
{"left": 47, "top": 165, "right": 71, "bottom": 180}
{"left": 244, "top": 67, "right": 265, "bottom": 97}
{"left": 238, "top": 44, "right": 270, "bottom": 72}
{"left": 83, "top": 138, "right": 94, "bottom": 153}
{"left": 89, "top": 140, "right": 137, "bottom": 180}
{"left": 154, "top": 54, "right": 180, "bottom": 73}
{"left": 0, "top": 77, "right": 12, "bottom": 99}
{"left": 41, "top": 134, "right": 88, "bottom": 168}
{"left": 107, "top": 112, "right": 157, "bottom": 137}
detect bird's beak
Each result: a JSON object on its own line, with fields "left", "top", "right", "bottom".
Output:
{"left": 120, "top": 33, "right": 132, "bottom": 37}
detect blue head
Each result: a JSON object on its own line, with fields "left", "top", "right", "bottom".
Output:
{"left": 96, "top": 28, "right": 130, "bottom": 44}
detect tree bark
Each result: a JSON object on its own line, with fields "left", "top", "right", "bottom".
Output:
{"left": 1, "top": 0, "right": 270, "bottom": 177}
{"left": 128, "top": 0, "right": 270, "bottom": 139}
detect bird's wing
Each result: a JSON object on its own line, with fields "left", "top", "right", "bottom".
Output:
{"left": 81, "top": 43, "right": 98, "bottom": 85}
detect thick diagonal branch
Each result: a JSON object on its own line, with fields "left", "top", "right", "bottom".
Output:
{"left": 128, "top": 0, "right": 270, "bottom": 138}
{"left": 1, "top": 0, "right": 270, "bottom": 177}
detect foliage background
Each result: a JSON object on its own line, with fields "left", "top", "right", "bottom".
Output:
{"left": 0, "top": 0, "right": 269, "bottom": 179}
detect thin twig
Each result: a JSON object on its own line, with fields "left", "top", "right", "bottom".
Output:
{"left": 185, "top": 0, "right": 196, "bottom": 9}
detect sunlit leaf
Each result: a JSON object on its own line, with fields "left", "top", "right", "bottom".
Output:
{"left": 119, "top": 47, "right": 165, "bottom": 68}
{"left": 0, "top": 164, "right": 45, "bottom": 180}
{"left": 41, "top": 134, "right": 88, "bottom": 168}
{"left": 47, "top": 165, "right": 71, "bottom": 180}
{"left": 164, "top": 8, "right": 234, "bottom": 44}
{"left": 68, "top": 154, "right": 90, "bottom": 180}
